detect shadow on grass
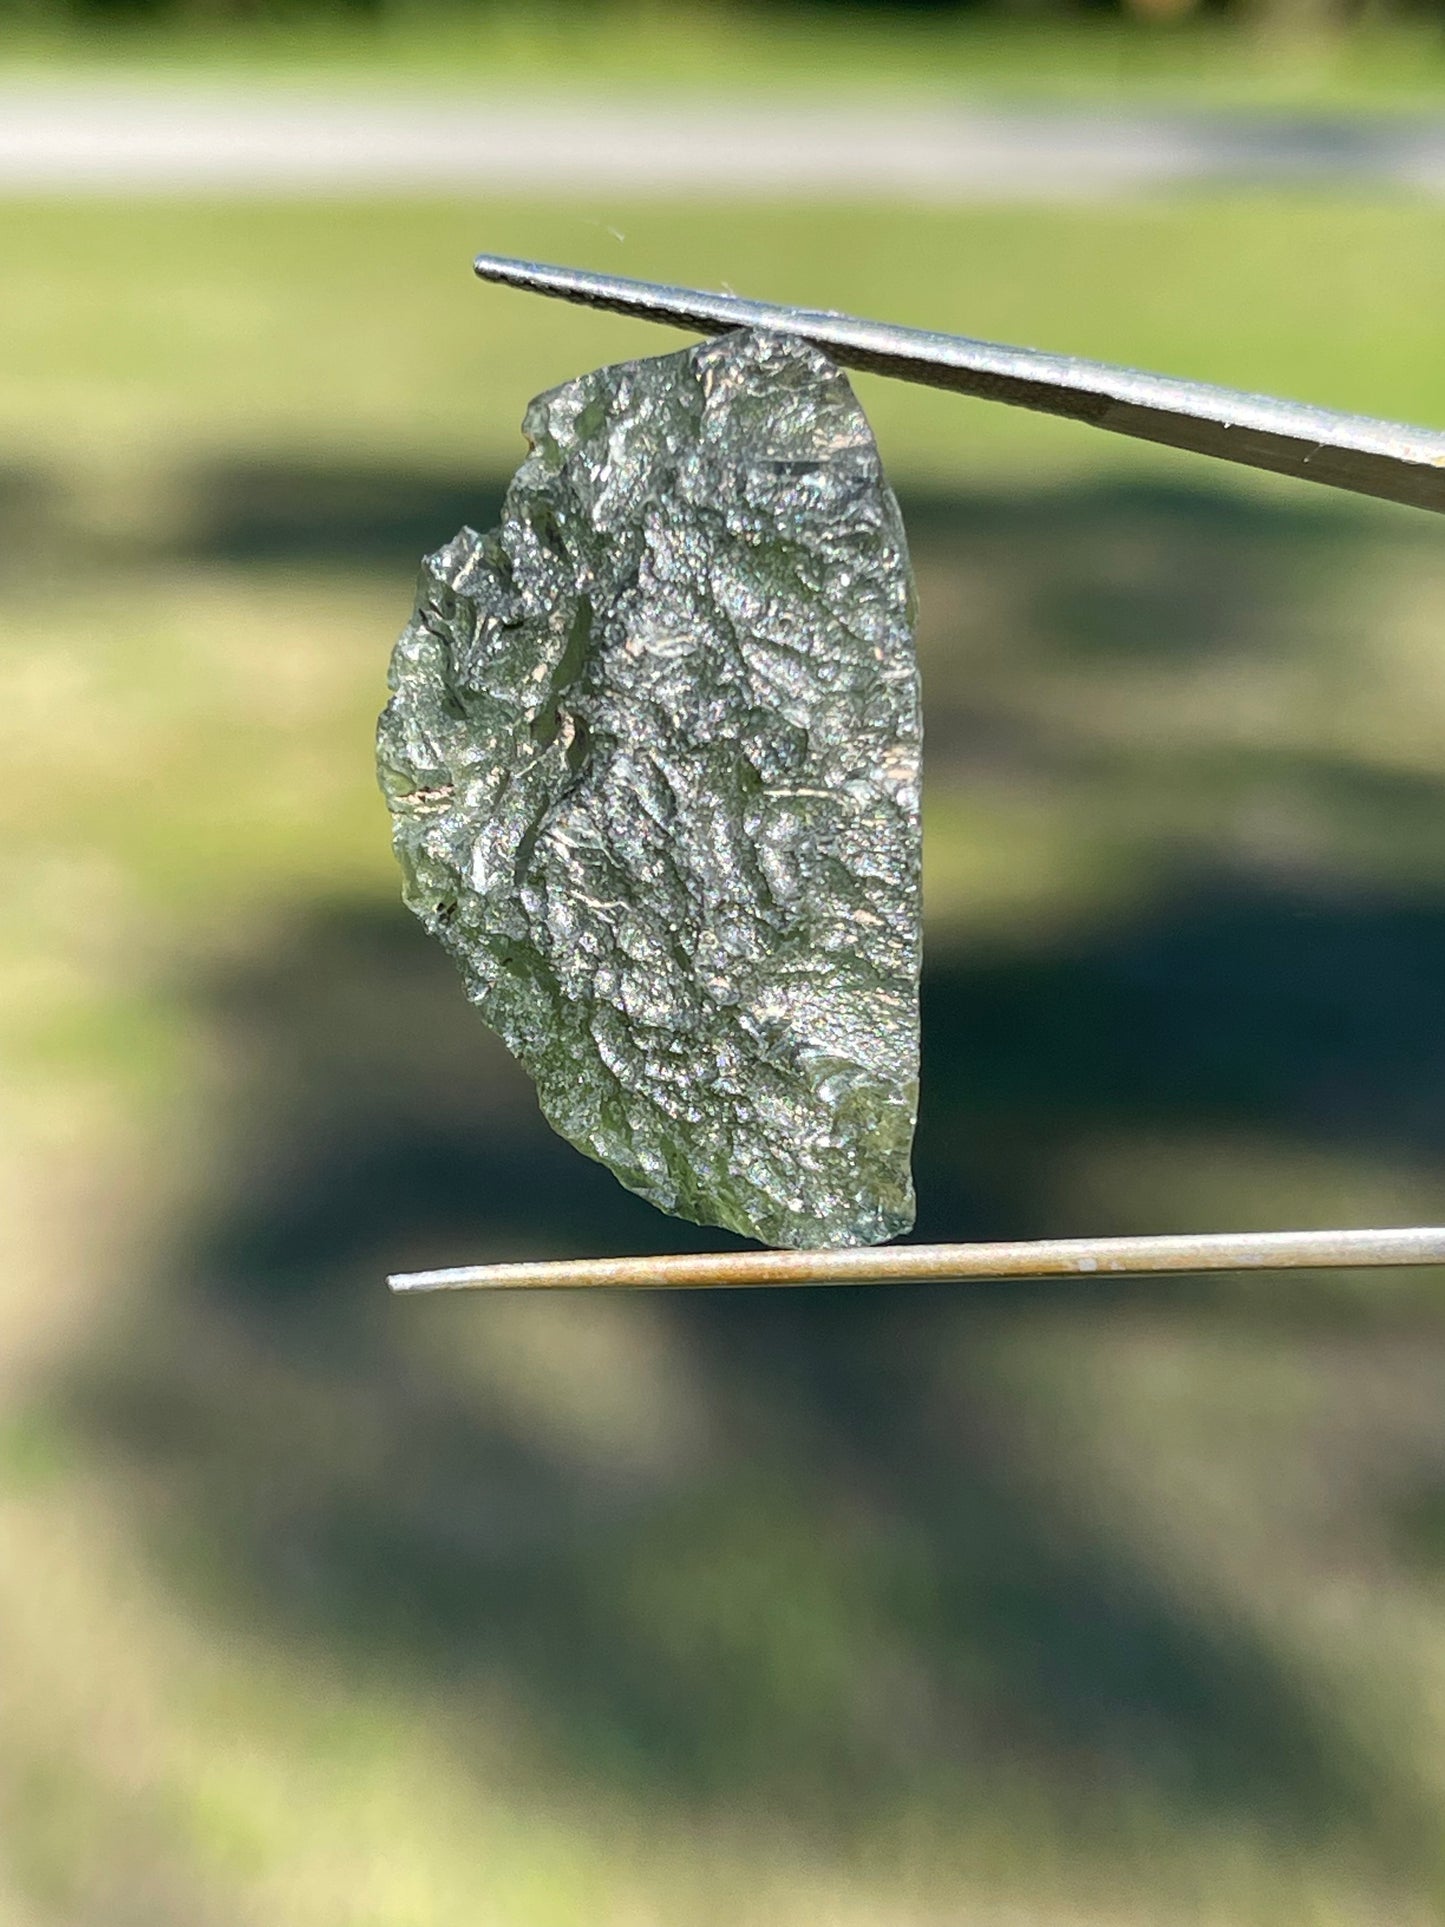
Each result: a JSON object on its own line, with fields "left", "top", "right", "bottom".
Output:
{"left": 180, "top": 458, "right": 507, "bottom": 573}
{"left": 51, "top": 459, "right": 1445, "bottom": 1896}
{"left": 177, "top": 457, "right": 1369, "bottom": 672}
{"left": 0, "top": 462, "right": 63, "bottom": 574}
{"left": 67, "top": 876, "right": 1445, "bottom": 1888}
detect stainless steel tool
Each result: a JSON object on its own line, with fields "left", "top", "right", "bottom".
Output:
{"left": 387, "top": 257, "right": 1445, "bottom": 1295}
{"left": 473, "top": 252, "right": 1445, "bottom": 518}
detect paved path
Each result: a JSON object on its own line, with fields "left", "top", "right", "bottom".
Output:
{"left": 3, "top": 84, "right": 1444, "bottom": 196}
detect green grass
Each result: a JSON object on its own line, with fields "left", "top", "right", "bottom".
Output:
{"left": 5, "top": 196, "right": 1445, "bottom": 479}
{"left": 5, "top": 190, "right": 1445, "bottom": 1927}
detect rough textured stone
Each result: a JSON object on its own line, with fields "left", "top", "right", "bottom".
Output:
{"left": 377, "top": 328, "right": 921, "bottom": 1248}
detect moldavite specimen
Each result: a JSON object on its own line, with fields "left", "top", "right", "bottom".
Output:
{"left": 377, "top": 328, "right": 921, "bottom": 1248}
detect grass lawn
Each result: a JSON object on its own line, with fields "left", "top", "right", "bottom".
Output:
{"left": 4, "top": 191, "right": 1445, "bottom": 1926}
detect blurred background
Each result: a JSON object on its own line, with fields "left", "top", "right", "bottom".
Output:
{"left": 5, "top": 3, "right": 1445, "bottom": 1923}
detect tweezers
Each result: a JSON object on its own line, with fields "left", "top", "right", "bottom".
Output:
{"left": 473, "top": 252, "right": 1445, "bottom": 518}
{"left": 387, "top": 257, "right": 1445, "bottom": 1295}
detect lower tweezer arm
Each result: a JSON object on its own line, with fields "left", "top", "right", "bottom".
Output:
{"left": 474, "top": 253, "right": 1445, "bottom": 518}
{"left": 391, "top": 1226, "right": 1445, "bottom": 1292}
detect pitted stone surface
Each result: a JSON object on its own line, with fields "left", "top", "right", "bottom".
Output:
{"left": 378, "top": 329, "right": 921, "bottom": 1247}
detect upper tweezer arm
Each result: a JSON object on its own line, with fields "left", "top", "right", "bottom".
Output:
{"left": 474, "top": 252, "right": 1445, "bottom": 518}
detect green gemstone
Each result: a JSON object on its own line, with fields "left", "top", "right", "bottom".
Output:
{"left": 378, "top": 329, "right": 921, "bottom": 1248}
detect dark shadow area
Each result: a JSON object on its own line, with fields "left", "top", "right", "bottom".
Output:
{"left": 919, "top": 877, "right": 1445, "bottom": 1218}
{"left": 173, "top": 456, "right": 1363, "bottom": 602}
{"left": 916, "top": 480, "right": 1328, "bottom": 667}
{"left": 178, "top": 458, "right": 508, "bottom": 571}
{"left": 0, "top": 462, "right": 64, "bottom": 573}
{"left": 67, "top": 876, "right": 1445, "bottom": 1886}
{"left": 1395, "top": 1482, "right": 1445, "bottom": 1576}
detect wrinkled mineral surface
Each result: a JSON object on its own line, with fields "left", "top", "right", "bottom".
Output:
{"left": 377, "top": 327, "right": 921, "bottom": 1248}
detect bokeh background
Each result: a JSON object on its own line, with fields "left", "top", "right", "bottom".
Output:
{"left": 5, "top": 5, "right": 1445, "bottom": 1923}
